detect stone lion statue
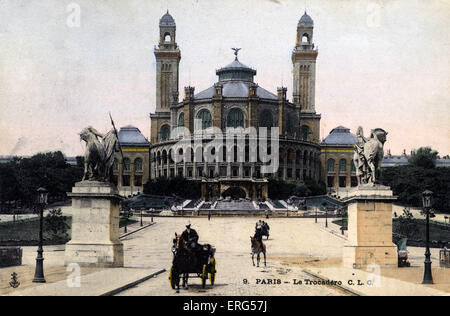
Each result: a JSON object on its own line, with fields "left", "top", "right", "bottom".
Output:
{"left": 353, "top": 127, "right": 388, "bottom": 185}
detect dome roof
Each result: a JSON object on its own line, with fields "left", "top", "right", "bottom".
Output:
{"left": 216, "top": 59, "right": 257, "bottom": 82}
{"left": 298, "top": 12, "right": 314, "bottom": 27}
{"left": 322, "top": 126, "right": 357, "bottom": 145}
{"left": 118, "top": 126, "right": 149, "bottom": 146}
{"left": 194, "top": 81, "right": 277, "bottom": 100}
{"left": 160, "top": 11, "right": 175, "bottom": 26}
{"left": 221, "top": 59, "right": 253, "bottom": 70}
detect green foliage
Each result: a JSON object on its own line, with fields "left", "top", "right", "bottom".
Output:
{"left": 395, "top": 208, "right": 419, "bottom": 240}
{"left": 408, "top": 147, "right": 438, "bottom": 169}
{"left": 45, "top": 209, "right": 70, "bottom": 239}
{"left": 0, "top": 151, "right": 84, "bottom": 208}
{"left": 268, "top": 178, "right": 326, "bottom": 200}
{"left": 380, "top": 165, "right": 450, "bottom": 213}
{"left": 393, "top": 218, "right": 450, "bottom": 246}
{"left": 0, "top": 163, "right": 21, "bottom": 207}
{"left": 143, "top": 176, "right": 201, "bottom": 199}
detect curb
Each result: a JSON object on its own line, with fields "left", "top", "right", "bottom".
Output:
{"left": 100, "top": 269, "right": 166, "bottom": 296}
{"left": 119, "top": 222, "right": 156, "bottom": 239}
{"left": 320, "top": 227, "right": 348, "bottom": 241}
{"left": 302, "top": 269, "right": 364, "bottom": 296}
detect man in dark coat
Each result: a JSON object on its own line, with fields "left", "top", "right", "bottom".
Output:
{"left": 181, "top": 224, "right": 199, "bottom": 250}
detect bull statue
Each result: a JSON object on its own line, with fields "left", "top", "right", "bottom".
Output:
{"left": 79, "top": 126, "right": 120, "bottom": 182}
{"left": 353, "top": 127, "right": 388, "bottom": 185}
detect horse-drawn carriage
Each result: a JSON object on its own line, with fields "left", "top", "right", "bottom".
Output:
{"left": 169, "top": 233, "right": 216, "bottom": 291}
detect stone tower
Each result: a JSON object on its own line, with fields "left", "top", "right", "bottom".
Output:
{"left": 154, "top": 11, "right": 180, "bottom": 112}
{"left": 292, "top": 12, "right": 318, "bottom": 113}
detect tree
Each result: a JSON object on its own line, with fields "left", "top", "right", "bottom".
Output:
{"left": 395, "top": 208, "right": 419, "bottom": 240}
{"left": 45, "top": 209, "right": 70, "bottom": 239}
{"left": 0, "top": 163, "right": 20, "bottom": 211}
{"left": 409, "top": 147, "right": 438, "bottom": 169}
{"left": 380, "top": 165, "right": 450, "bottom": 213}
{"left": 143, "top": 176, "right": 201, "bottom": 199}
{"left": 0, "top": 151, "right": 84, "bottom": 209}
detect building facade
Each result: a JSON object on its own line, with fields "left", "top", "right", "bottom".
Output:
{"left": 113, "top": 125, "right": 150, "bottom": 197}
{"left": 149, "top": 11, "right": 322, "bottom": 200}
{"left": 320, "top": 126, "right": 358, "bottom": 195}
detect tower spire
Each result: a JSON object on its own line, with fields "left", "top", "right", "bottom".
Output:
{"left": 292, "top": 11, "right": 317, "bottom": 111}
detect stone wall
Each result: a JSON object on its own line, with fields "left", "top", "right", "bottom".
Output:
{"left": 0, "top": 246, "right": 22, "bottom": 267}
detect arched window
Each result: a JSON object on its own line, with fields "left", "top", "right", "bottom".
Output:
{"left": 178, "top": 113, "right": 184, "bottom": 127}
{"left": 160, "top": 125, "right": 170, "bottom": 141}
{"left": 227, "top": 108, "right": 245, "bottom": 128}
{"left": 296, "top": 150, "right": 302, "bottom": 164}
{"left": 279, "top": 149, "right": 285, "bottom": 164}
{"left": 260, "top": 110, "right": 274, "bottom": 128}
{"left": 197, "top": 109, "right": 212, "bottom": 129}
{"left": 123, "top": 158, "right": 130, "bottom": 171}
{"left": 300, "top": 125, "right": 310, "bottom": 141}
{"left": 327, "top": 159, "right": 335, "bottom": 172}
{"left": 339, "top": 159, "right": 347, "bottom": 172}
{"left": 302, "top": 33, "right": 309, "bottom": 44}
{"left": 164, "top": 32, "right": 171, "bottom": 42}
{"left": 134, "top": 158, "right": 143, "bottom": 172}
{"left": 168, "top": 149, "right": 174, "bottom": 164}
{"left": 287, "top": 116, "right": 294, "bottom": 134}
{"left": 287, "top": 149, "right": 294, "bottom": 164}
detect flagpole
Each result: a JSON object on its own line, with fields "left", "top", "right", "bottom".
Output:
{"left": 109, "top": 112, "right": 125, "bottom": 190}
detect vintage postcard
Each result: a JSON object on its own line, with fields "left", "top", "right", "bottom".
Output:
{"left": 0, "top": 0, "right": 449, "bottom": 302}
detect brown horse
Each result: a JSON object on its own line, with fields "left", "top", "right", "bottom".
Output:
{"left": 250, "top": 236, "right": 266, "bottom": 267}
{"left": 171, "top": 234, "right": 198, "bottom": 291}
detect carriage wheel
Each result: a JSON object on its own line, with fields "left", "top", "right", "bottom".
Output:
{"left": 209, "top": 258, "right": 216, "bottom": 286}
{"left": 201, "top": 264, "right": 207, "bottom": 289}
{"left": 169, "top": 266, "right": 176, "bottom": 289}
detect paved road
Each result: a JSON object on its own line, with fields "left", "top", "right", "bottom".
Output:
{"left": 118, "top": 217, "right": 347, "bottom": 296}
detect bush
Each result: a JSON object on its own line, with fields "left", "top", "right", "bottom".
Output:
{"left": 143, "top": 176, "right": 201, "bottom": 199}
{"left": 268, "top": 178, "right": 326, "bottom": 199}
{"left": 45, "top": 209, "right": 70, "bottom": 239}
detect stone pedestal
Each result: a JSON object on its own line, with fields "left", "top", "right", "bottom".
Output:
{"left": 343, "top": 185, "right": 398, "bottom": 269}
{"left": 65, "top": 181, "right": 124, "bottom": 268}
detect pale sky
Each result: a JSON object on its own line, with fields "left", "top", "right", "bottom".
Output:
{"left": 0, "top": 0, "right": 449, "bottom": 157}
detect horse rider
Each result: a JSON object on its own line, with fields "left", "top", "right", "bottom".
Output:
{"left": 181, "top": 224, "right": 200, "bottom": 252}
{"left": 254, "top": 221, "right": 263, "bottom": 244}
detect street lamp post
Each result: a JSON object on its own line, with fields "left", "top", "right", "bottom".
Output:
{"left": 322, "top": 202, "right": 328, "bottom": 228}
{"left": 140, "top": 209, "right": 143, "bottom": 227}
{"left": 315, "top": 208, "right": 318, "bottom": 223}
{"left": 33, "top": 187, "right": 48, "bottom": 283}
{"left": 421, "top": 190, "right": 434, "bottom": 284}
{"left": 124, "top": 211, "right": 130, "bottom": 234}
